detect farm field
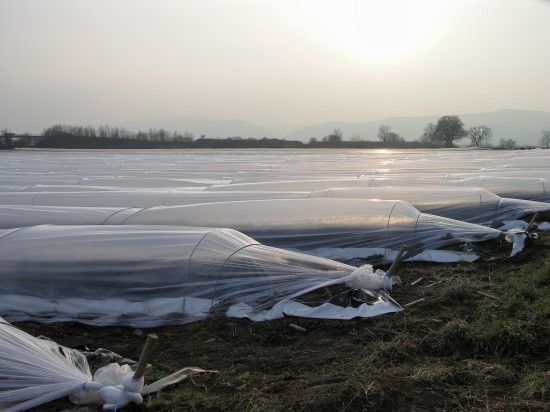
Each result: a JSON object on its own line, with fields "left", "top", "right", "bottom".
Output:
{"left": 16, "top": 233, "right": 550, "bottom": 412}
{"left": 1, "top": 148, "right": 550, "bottom": 411}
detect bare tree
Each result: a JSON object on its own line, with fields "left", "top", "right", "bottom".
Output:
{"left": 386, "top": 131, "right": 405, "bottom": 145}
{"left": 182, "top": 131, "right": 194, "bottom": 142}
{"left": 468, "top": 125, "right": 493, "bottom": 147}
{"left": 499, "top": 138, "right": 517, "bottom": 150}
{"left": 1, "top": 128, "right": 13, "bottom": 149}
{"left": 539, "top": 130, "right": 550, "bottom": 148}
{"left": 98, "top": 125, "right": 110, "bottom": 138}
{"left": 377, "top": 124, "right": 392, "bottom": 142}
{"left": 326, "top": 128, "right": 343, "bottom": 143}
{"left": 419, "top": 122, "right": 437, "bottom": 145}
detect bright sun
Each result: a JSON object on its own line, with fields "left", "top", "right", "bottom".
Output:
{"left": 300, "top": 0, "right": 450, "bottom": 62}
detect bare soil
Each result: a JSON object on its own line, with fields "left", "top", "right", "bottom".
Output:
{"left": 16, "top": 233, "right": 550, "bottom": 411}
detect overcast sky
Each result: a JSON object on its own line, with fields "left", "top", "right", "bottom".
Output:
{"left": 1, "top": 0, "right": 549, "bottom": 133}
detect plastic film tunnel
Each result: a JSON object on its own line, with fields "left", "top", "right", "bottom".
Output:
{"left": 0, "top": 225, "right": 401, "bottom": 327}
{"left": 121, "top": 199, "right": 502, "bottom": 263}
{"left": 0, "top": 199, "right": 503, "bottom": 263}
{"left": 309, "top": 187, "right": 550, "bottom": 227}
{"left": 0, "top": 186, "right": 547, "bottom": 228}
{"left": 0, "top": 190, "right": 310, "bottom": 208}
{"left": 207, "top": 176, "right": 550, "bottom": 204}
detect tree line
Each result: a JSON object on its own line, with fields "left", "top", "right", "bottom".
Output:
{"left": 30, "top": 124, "right": 420, "bottom": 149}
{"left": 3, "top": 117, "right": 550, "bottom": 149}
{"left": 43, "top": 124, "right": 195, "bottom": 144}
{"left": 416, "top": 115, "right": 497, "bottom": 148}
{"left": 381, "top": 115, "right": 548, "bottom": 149}
{"left": 311, "top": 115, "right": 547, "bottom": 149}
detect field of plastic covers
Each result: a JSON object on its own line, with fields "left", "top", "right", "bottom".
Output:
{"left": 1, "top": 148, "right": 550, "bottom": 411}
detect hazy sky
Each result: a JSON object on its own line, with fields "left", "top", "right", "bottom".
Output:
{"left": 1, "top": 0, "right": 549, "bottom": 133}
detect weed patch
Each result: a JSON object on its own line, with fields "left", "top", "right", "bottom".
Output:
{"left": 517, "top": 371, "right": 550, "bottom": 401}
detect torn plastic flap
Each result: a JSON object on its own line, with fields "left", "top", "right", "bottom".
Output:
{"left": 505, "top": 228, "right": 528, "bottom": 257}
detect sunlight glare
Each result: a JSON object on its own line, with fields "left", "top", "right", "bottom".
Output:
{"left": 300, "top": 0, "right": 450, "bottom": 61}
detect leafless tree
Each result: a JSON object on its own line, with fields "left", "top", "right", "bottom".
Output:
{"left": 377, "top": 124, "right": 392, "bottom": 142}
{"left": 539, "top": 130, "right": 550, "bottom": 148}
{"left": 499, "top": 138, "right": 517, "bottom": 150}
{"left": 468, "top": 125, "right": 493, "bottom": 147}
{"left": 326, "top": 128, "right": 343, "bottom": 143}
{"left": 419, "top": 122, "right": 437, "bottom": 144}
{"left": 182, "top": 131, "right": 194, "bottom": 142}
{"left": 386, "top": 131, "right": 405, "bottom": 145}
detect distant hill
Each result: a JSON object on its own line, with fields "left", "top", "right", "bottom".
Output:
{"left": 121, "top": 116, "right": 281, "bottom": 140}
{"left": 121, "top": 110, "right": 550, "bottom": 147}
{"left": 287, "top": 109, "right": 550, "bottom": 146}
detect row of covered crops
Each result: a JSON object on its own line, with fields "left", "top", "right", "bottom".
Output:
{"left": 1, "top": 148, "right": 550, "bottom": 410}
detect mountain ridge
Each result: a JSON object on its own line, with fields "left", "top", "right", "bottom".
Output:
{"left": 121, "top": 109, "right": 550, "bottom": 146}
{"left": 288, "top": 109, "right": 550, "bottom": 146}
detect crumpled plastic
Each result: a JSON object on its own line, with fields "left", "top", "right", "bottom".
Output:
{"left": 345, "top": 265, "right": 399, "bottom": 290}
{"left": 505, "top": 228, "right": 531, "bottom": 257}
{"left": 71, "top": 363, "right": 143, "bottom": 410}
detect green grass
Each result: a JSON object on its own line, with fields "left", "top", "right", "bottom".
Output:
{"left": 518, "top": 371, "right": 550, "bottom": 401}
{"left": 431, "top": 256, "right": 550, "bottom": 359}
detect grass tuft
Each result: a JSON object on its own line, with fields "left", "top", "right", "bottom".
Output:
{"left": 517, "top": 371, "right": 550, "bottom": 401}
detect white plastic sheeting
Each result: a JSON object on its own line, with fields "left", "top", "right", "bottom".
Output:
{"left": 0, "top": 186, "right": 546, "bottom": 227}
{"left": 0, "top": 148, "right": 547, "bottom": 330}
{"left": 0, "top": 317, "right": 93, "bottom": 411}
{"left": 120, "top": 199, "right": 502, "bottom": 262}
{"left": 453, "top": 176, "right": 550, "bottom": 203}
{"left": 209, "top": 175, "right": 550, "bottom": 204}
{"left": 0, "top": 190, "right": 309, "bottom": 208}
{"left": 0, "top": 176, "right": 227, "bottom": 189}
{"left": 0, "top": 204, "right": 141, "bottom": 227}
{"left": 1, "top": 149, "right": 549, "bottom": 195}
{"left": 124, "top": 199, "right": 501, "bottom": 263}
{"left": 309, "top": 187, "right": 550, "bottom": 226}
{"left": 207, "top": 178, "right": 377, "bottom": 192}
{"left": 0, "top": 199, "right": 502, "bottom": 263}
{"left": 0, "top": 317, "right": 218, "bottom": 411}
{"left": 0, "top": 225, "right": 402, "bottom": 326}
{"left": 0, "top": 184, "right": 132, "bottom": 192}
{"left": 367, "top": 176, "right": 550, "bottom": 204}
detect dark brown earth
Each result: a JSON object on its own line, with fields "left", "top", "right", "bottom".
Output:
{"left": 16, "top": 232, "right": 550, "bottom": 412}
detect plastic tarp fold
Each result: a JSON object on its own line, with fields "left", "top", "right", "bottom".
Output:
{"left": 0, "top": 225, "right": 402, "bottom": 326}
